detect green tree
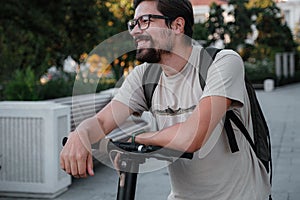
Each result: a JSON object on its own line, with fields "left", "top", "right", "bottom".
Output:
{"left": 193, "top": 22, "right": 209, "bottom": 45}
{"left": 246, "top": 0, "right": 273, "bottom": 9}
{"left": 226, "top": 0, "right": 252, "bottom": 51}
{"left": 205, "top": 2, "right": 227, "bottom": 47}
{"left": 0, "top": 0, "right": 59, "bottom": 81}
{"left": 247, "top": 0, "right": 296, "bottom": 59}
{"left": 295, "top": 22, "right": 300, "bottom": 50}
{"left": 0, "top": 0, "right": 133, "bottom": 100}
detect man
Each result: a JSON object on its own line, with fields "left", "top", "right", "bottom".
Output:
{"left": 60, "top": 0, "right": 271, "bottom": 199}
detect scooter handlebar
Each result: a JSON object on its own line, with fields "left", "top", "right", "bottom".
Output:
{"left": 62, "top": 137, "right": 193, "bottom": 160}
{"left": 108, "top": 141, "right": 193, "bottom": 160}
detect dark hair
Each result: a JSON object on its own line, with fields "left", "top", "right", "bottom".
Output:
{"left": 133, "top": 0, "right": 194, "bottom": 42}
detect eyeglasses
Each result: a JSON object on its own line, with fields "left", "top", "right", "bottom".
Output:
{"left": 127, "top": 14, "right": 171, "bottom": 32}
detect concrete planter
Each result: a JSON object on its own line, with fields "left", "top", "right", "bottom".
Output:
{"left": 0, "top": 101, "right": 71, "bottom": 198}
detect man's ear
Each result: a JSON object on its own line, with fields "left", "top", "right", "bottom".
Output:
{"left": 171, "top": 17, "right": 185, "bottom": 34}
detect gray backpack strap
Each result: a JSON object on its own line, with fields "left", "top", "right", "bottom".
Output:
{"left": 199, "top": 47, "right": 222, "bottom": 90}
{"left": 199, "top": 48, "right": 241, "bottom": 153}
{"left": 142, "top": 64, "right": 162, "bottom": 110}
{"left": 199, "top": 48, "right": 240, "bottom": 152}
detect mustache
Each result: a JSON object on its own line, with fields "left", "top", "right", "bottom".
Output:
{"left": 134, "top": 35, "right": 152, "bottom": 42}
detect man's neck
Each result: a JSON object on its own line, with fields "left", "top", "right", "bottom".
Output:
{"left": 159, "top": 45, "right": 193, "bottom": 77}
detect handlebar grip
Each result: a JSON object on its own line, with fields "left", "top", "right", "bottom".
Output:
{"left": 109, "top": 141, "right": 193, "bottom": 160}
{"left": 156, "top": 147, "right": 193, "bottom": 159}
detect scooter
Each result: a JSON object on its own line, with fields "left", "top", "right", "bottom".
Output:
{"left": 107, "top": 141, "right": 193, "bottom": 200}
{"left": 62, "top": 137, "right": 193, "bottom": 200}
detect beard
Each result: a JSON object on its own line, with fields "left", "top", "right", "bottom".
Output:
{"left": 136, "top": 47, "right": 161, "bottom": 63}
{"left": 135, "top": 33, "right": 172, "bottom": 63}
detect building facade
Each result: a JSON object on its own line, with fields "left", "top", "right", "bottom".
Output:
{"left": 191, "top": 0, "right": 300, "bottom": 38}
{"left": 190, "top": 0, "right": 229, "bottom": 23}
{"left": 276, "top": 0, "right": 300, "bottom": 38}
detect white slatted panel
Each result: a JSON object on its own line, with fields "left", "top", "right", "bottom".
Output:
{"left": 0, "top": 117, "right": 44, "bottom": 183}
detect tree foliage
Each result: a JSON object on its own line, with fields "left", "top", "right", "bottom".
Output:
{"left": 226, "top": 0, "right": 252, "bottom": 50}
{"left": 0, "top": 0, "right": 133, "bottom": 89}
{"left": 193, "top": 23, "right": 209, "bottom": 44}
{"left": 246, "top": 0, "right": 274, "bottom": 9}
{"left": 205, "top": 2, "right": 228, "bottom": 46}
{"left": 247, "top": 0, "right": 296, "bottom": 59}
{"left": 202, "top": 0, "right": 297, "bottom": 61}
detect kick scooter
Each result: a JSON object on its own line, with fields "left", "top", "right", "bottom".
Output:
{"left": 107, "top": 140, "right": 193, "bottom": 200}
{"left": 62, "top": 137, "right": 193, "bottom": 200}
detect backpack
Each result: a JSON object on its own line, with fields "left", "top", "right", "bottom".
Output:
{"left": 142, "top": 47, "right": 272, "bottom": 191}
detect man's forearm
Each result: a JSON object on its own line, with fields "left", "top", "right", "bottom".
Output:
{"left": 134, "top": 96, "right": 231, "bottom": 153}
{"left": 73, "top": 100, "right": 133, "bottom": 145}
{"left": 134, "top": 122, "right": 200, "bottom": 152}
{"left": 73, "top": 116, "right": 106, "bottom": 145}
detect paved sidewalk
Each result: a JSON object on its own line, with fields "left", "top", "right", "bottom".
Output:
{"left": 256, "top": 83, "right": 300, "bottom": 200}
{"left": 1, "top": 83, "right": 300, "bottom": 200}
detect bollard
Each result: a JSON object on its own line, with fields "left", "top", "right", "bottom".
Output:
{"left": 264, "top": 79, "right": 275, "bottom": 92}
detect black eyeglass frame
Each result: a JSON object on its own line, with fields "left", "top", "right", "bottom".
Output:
{"left": 127, "top": 14, "right": 171, "bottom": 32}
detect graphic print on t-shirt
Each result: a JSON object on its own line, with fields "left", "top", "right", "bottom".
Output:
{"left": 153, "top": 105, "right": 196, "bottom": 116}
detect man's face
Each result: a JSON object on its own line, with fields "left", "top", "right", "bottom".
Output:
{"left": 129, "top": 1, "right": 174, "bottom": 63}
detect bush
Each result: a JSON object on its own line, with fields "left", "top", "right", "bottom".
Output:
{"left": 38, "top": 74, "right": 75, "bottom": 100}
{"left": 244, "top": 59, "right": 276, "bottom": 84}
{"left": 3, "top": 67, "right": 117, "bottom": 101}
{"left": 97, "top": 77, "right": 116, "bottom": 91}
{"left": 3, "top": 67, "right": 74, "bottom": 101}
{"left": 3, "top": 67, "right": 40, "bottom": 100}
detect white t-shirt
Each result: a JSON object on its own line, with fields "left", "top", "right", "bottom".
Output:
{"left": 113, "top": 45, "right": 271, "bottom": 200}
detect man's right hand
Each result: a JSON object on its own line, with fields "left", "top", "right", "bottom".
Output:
{"left": 59, "top": 100, "right": 134, "bottom": 178}
{"left": 60, "top": 132, "right": 94, "bottom": 178}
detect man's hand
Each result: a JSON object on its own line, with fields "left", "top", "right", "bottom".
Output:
{"left": 59, "top": 100, "right": 133, "bottom": 178}
{"left": 60, "top": 132, "right": 94, "bottom": 178}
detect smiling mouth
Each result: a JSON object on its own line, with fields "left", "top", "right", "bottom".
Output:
{"left": 135, "top": 35, "right": 151, "bottom": 49}
{"left": 136, "top": 40, "right": 150, "bottom": 49}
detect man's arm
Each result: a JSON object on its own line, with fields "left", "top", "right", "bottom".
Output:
{"left": 135, "top": 96, "right": 231, "bottom": 152}
{"left": 60, "top": 100, "right": 133, "bottom": 178}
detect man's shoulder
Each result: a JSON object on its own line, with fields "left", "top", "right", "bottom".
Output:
{"left": 134, "top": 62, "right": 148, "bottom": 71}
{"left": 192, "top": 45, "right": 241, "bottom": 60}
{"left": 215, "top": 49, "right": 241, "bottom": 60}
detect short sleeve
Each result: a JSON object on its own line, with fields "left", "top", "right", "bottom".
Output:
{"left": 113, "top": 64, "right": 148, "bottom": 114}
{"left": 201, "top": 50, "right": 246, "bottom": 107}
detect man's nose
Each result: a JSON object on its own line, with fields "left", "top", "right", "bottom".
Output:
{"left": 129, "top": 24, "right": 142, "bottom": 36}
